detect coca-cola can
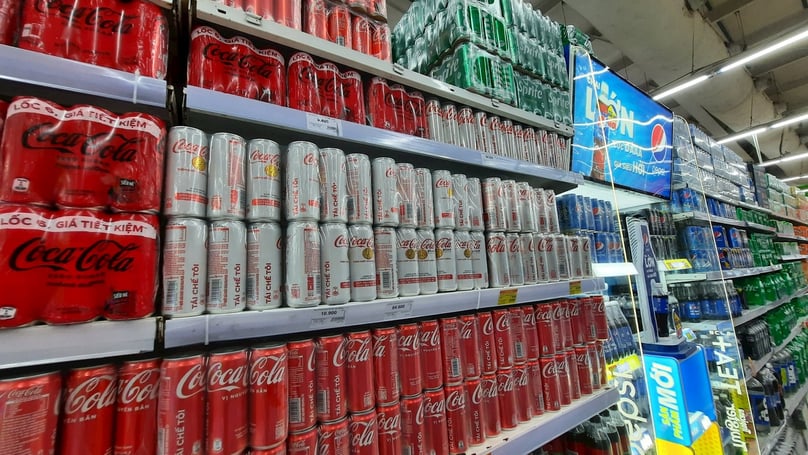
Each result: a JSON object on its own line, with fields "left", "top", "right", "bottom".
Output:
{"left": 249, "top": 343, "right": 289, "bottom": 449}
{"left": 459, "top": 314, "right": 482, "bottom": 379}
{"left": 452, "top": 173, "right": 469, "bottom": 231}
{"left": 526, "top": 360, "right": 545, "bottom": 417}
{"left": 115, "top": 358, "right": 161, "bottom": 454}
{"left": 288, "top": 426, "right": 318, "bottom": 455}
{"left": 377, "top": 401, "right": 402, "bottom": 455}
{"left": 574, "top": 345, "right": 593, "bottom": 396}
{"left": 320, "top": 147, "right": 349, "bottom": 223}
{"left": 288, "top": 340, "right": 317, "bottom": 432}
{"left": 315, "top": 335, "right": 347, "bottom": 422}
{"left": 286, "top": 221, "right": 321, "bottom": 307}
{"left": 495, "top": 369, "right": 518, "bottom": 430}
{"left": 454, "top": 230, "right": 474, "bottom": 291}
{"left": 318, "top": 418, "right": 350, "bottom": 455}
{"left": 480, "top": 374, "right": 501, "bottom": 437}
{"left": 482, "top": 177, "right": 507, "bottom": 232}
{"left": 207, "top": 132, "right": 246, "bottom": 220}
{"left": 439, "top": 317, "right": 464, "bottom": 385}
{"left": 506, "top": 233, "right": 525, "bottom": 286}
{"left": 457, "top": 107, "right": 476, "bottom": 150}
{"left": 517, "top": 182, "right": 537, "bottom": 233}
{"left": 247, "top": 222, "right": 283, "bottom": 310}
{"left": 520, "top": 233, "right": 538, "bottom": 285}
{"left": 163, "top": 217, "right": 207, "bottom": 317}
{"left": 474, "top": 111, "right": 488, "bottom": 152}
{"left": 545, "top": 190, "right": 560, "bottom": 233}
{"left": 414, "top": 168, "right": 435, "bottom": 229}
{"left": 464, "top": 379, "right": 485, "bottom": 445}
{"left": 553, "top": 234, "right": 570, "bottom": 281}
{"left": 419, "top": 320, "right": 443, "bottom": 389}
{"left": 432, "top": 170, "right": 455, "bottom": 228}
{"left": 589, "top": 341, "right": 603, "bottom": 390}
{"left": 396, "top": 228, "right": 420, "bottom": 297}
{"left": 60, "top": 365, "right": 116, "bottom": 453}
{"left": 534, "top": 302, "right": 557, "bottom": 357}
{"left": 247, "top": 138, "right": 282, "bottom": 221}
{"left": 592, "top": 296, "right": 608, "bottom": 340}
{"left": 348, "top": 224, "right": 377, "bottom": 302}
{"left": 372, "top": 327, "right": 400, "bottom": 405}
{"left": 372, "top": 157, "right": 400, "bottom": 227}
{"left": 320, "top": 223, "right": 351, "bottom": 305}
{"left": 566, "top": 349, "right": 581, "bottom": 401}
{"left": 444, "top": 384, "right": 470, "bottom": 453}
{"left": 486, "top": 232, "right": 510, "bottom": 288}
{"left": 466, "top": 178, "right": 484, "bottom": 232}
{"left": 346, "top": 331, "right": 375, "bottom": 413}
{"left": 207, "top": 348, "right": 249, "bottom": 454}
{"left": 521, "top": 306, "right": 540, "bottom": 361}
{"left": 165, "top": 126, "right": 209, "bottom": 217}
{"left": 426, "top": 99, "right": 444, "bottom": 143}
{"left": 502, "top": 180, "right": 521, "bottom": 233}
{"left": 540, "top": 356, "right": 561, "bottom": 411}
{"left": 442, "top": 104, "right": 460, "bottom": 146}
{"left": 347, "top": 153, "right": 373, "bottom": 225}
{"left": 522, "top": 127, "right": 537, "bottom": 162}
{"left": 500, "top": 120, "right": 516, "bottom": 159}
{"left": 400, "top": 394, "right": 426, "bottom": 455}
{"left": 509, "top": 307, "right": 528, "bottom": 365}
{"left": 276, "top": 0, "right": 302, "bottom": 29}
{"left": 534, "top": 189, "right": 548, "bottom": 234}
{"left": 486, "top": 115, "right": 502, "bottom": 156}
{"left": 349, "top": 409, "right": 379, "bottom": 454}
{"left": 435, "top": 228, "right": 457, "bottom": 292}
{"left": 252, "top": 443, "right": 286, "bottom": 455}
{"left": 374, "top": 226, "right": 399, "bottom": 298}
{"left": 536, "top": 233, "right": 559, "bottom": 282}
{"left": 558, "top": 300, "right": 574, "bottom": 350}
{"left": 469, "top": 231, "right": 489, "bottom": 289}
{"left": 158, "top": 353, "right": 206, "bottom": 455}
{"left": 397, "top": 163, "right": 417, "bottom": 228}
{"left": 416, "top": 229, "right": 438, "bottom": 295}
{"left": 207, "top": 219, "right": 247, "bottom": 313}
{"left": 423, "top": 388, "right": 449, "bottom": 455}
{"left": 285, "top": 141, "right": 320, "bottom": 221}
{"left": 580, "top": 235, "right": 594, "bottom": 278}
{"left": 513, "top": 365, "right": 533, "bottom": 422}
{"left": 569, "top": 299, "right": 585, "bottom": 346}
{"left": 478, "top": 312, "right": 498, "bottom": 374}
{"left": 596, "top": 340, "right": 608, "bottom": 387}
{"left": 492, "top": 309, "right": 514, "bottom": 369}
{"left": 567, "top": 236, "right": 583, "bottom": 279}
{"left": 0, "top": 372, "right": 61, "bottom": 454}
{"left": 555, "top": 353, "right": 572, "bottom": 407}
{"left": 397, "top": 323, "right": 423, "bottom": 397}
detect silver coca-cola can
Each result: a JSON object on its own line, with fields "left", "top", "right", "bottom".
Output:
{"left": 286, "top": 221, "right": 321, "bottom": 307}
{"left": 346, "top": 153, "right": 373, "bottom": 225}
{"left": 246, "top": 138, "right": 282, "bottom": 221}
{"left": 486, "top": 232, "right": 510, "bottom": 288}
{"left": 487, "top": 115, "right": 502, "bottom": 156}
{"left": 454, "top": 230, "right": 475, "bottom": 291}
{"left": 207, "top": 132, "right": 246, "bottom": 220}
{"left": 349, "top": 224, "right": 377, "bottom": 302}
{"left": 320, "top": 147, "right": 348, "bottom": 223}
{"left": 537, "top": 129, "right": 549, "bottom": 166}
{"left": 474, "top": 111, "right": 488, "bottom": 153}
{"left": 207, "top": 219, "right": 247, "bottom": 313}
{"left": 482, "top": 177, "right": 507, "bottom": 232}
{"left": 442, "top": 103, "right": 460, "bottom": 146}
{"left": 415, "top": 168, "right": 435, "bottom": 229}
{"left": 566, "top": 236, "right": 583, "bottom": 280}
{"left": 545, "top": 189, "right": 560, "bottom": 233}
{"left": 457, "top": 107, "right": 476, "bottom": 150}
{"left": 397, "top": 163, "right": 417, "bottom": 228}
{"left": 580, "top": 235, "right": 593, "bottom": 278}
{"left": 520, "top": 233, "right": 538, "bottom": 285}
{"left": 321, "top": 223, "right": 351, "bottom": 305}
{"left": 452, "top": 173, "right": 470, "bottom": 231}
{"left": 435, "top": 228, "right": 457, "bottom": 292}
{"left": 469, "top": 231, "right": 488, "bottom": 289}
{"left": 535, "top": 233, "right": 558, "bottom": 282}
{"left": 502, "top": 180, "right": 522, "bottom": 233}
{"left": 548, "top": 132, "right": 561, "bottom": 168}
{"left": 523, "top": 127, "right": 538, "bottom": 164}
{"left": 554, "top": 234, "right": 570, "bottom": 281}
{"left": 286, "top": 141, "right": 321, "bottom": 222}
{"left": 517, "top": 182, "right": 537, "bottom": 233}
{"left": 433, "top": 170, "right": 455, "bottom": 229}
{"left": 500, "top": 119, "right": 516, "bottom": 159}
{"left": 466, "top": 178, "right": 484, "bottom": 232}
{"left": 416, "top": 229, "right": 438, "bottom": 295}
{"left": 374, "top": 226, "right": 399, "bottom": 299}
{"left": 505, "top": 233, "right": 525, "bottom": 286}
{"left": 534, "top": 188, "right": 549, "bottom": 234}
{"left": 165, "top": 126, "right": 209, "bottom": 217}
{"left": 247, "top": 221, "right": 283, "bottom": 310}
{"left": 372, "top": 157, "right": 400, "bottom": 227}
{"left": 162, "top": 217, "right": 207, "bottom": 317}
{"left": 513, "top": 124, "right": 525, "bottom": 161}
{"left": 426, "top": 99, "right": 444, "bottom": 143}
{"left": 397, "top": 228, "right": 420, "bottom": 297}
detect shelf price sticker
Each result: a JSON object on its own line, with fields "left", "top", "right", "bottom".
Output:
{"left": 497, "top": 289, "right": 518, "bottom": 306}
{"left": 384, "top": 301, "right": 413, "bottom": 320}
{"left": 310, "top": 308, "right": 346, "bottom": 328}
{"left": 481, "top": 153, "right": 509, "bottom": 168}
{"left": 662, "top": 259, "right": 692, "bottom": 271}
{"left": 306, "top": 113, "right": 342, "bottom": 137}
{"left": 569, "top": 280, "right": 582, "bottom": 295}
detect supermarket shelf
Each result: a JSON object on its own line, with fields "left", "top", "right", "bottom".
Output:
{"left": 184, "top": 86, "right": 582, "bottom": 192}
{"left": 768, "top": 210, "right": 808, "bottom": 228}
{"left": 194, "top": 0, "right": 573, "bottom": 137}
{"left": 665, "top": 264, "right": 782, "bottom": 283}
{"left": 671, "top": 211, "right": 775, "bottom": 232}
{"left": 0, "top": 45, "right": 167, "bottom": 114}
{"left": 467, "top": 387, "right": 619, "bottom": 455}
{"left": 672, "top": 183, "right": 770, "bottom": 214}
{"left": 164, "top": 279, "right": 605, "bottom": 347}
{"left": 592, "top": 262, "right": 639, "bottom": 278}
{"left": 732, "top": 286, "right": 808, "bottom": 327}
{"left": 760, "top": 418, "right": 788, "bottom": 455}
{"left": 0, "top": 318, "right": 158, "bottom": 370}
{"left": 775, "top": 233, "right": 808, "bottom": 243}
{"left": 747, "top": 351, "right": 773, "bottom": 378}
{"left": 786, "top": 380, "right": 808, "bottom": 412}
{"left": 747, "top": 222, "right": 777, "bottom": 233}
{"left": 780, "top": 254, "right": 808, "bottom": 262}
{"left": 748, "top": 316, "right": 808, "bottom": 376}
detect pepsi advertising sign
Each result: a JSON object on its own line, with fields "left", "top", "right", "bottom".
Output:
{"left": 570, "top": 52, "right": 674, "bottom": 198}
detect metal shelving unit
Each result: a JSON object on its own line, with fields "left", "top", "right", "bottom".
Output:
{"left": 666, "top": 264, "right": 782, "bottom": 284}
{"left": 775, "top": 233, "right": 808, "bottom": 243}
{"left": 747, "top": 315, "right": 808, "bottom": 377}
{"left": 780, "top": 254, "right": 808, "bottom": 262}
{"left": 732, "top": 286, "right": 808, "bottom": 327}
{"left": 671, "top": 211, "right": 776, "bottom": 232}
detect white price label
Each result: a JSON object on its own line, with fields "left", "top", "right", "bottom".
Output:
{"left": 310, "top": 308, "right": 346, "bottom": 328}
{"left": 481, "top": 153, "right": 509, "bottom": 167}
{"left": 384, "top": 301, "right": 412, "bottom": 320}
{"left": 306, "top": 113, "right": 342, "bottom": 137}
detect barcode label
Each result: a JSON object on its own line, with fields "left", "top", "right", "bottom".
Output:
{"left": 289, "top": 397, "right": 303, "bottom": 424}
{"left": 209, "top": 278, "right": 223, "bottom": 303}
{"left": 381, "top": 271, "right": 392, "bottom": 290}
{"left": 347, "top": 196, "right": 355, "bottom": 217}
{"left": 450, "top": 357, "right": 462, "bottom": 378}
{"left": 404, "top": 202, "right": 414, "bottom": 220}
{"left": 317, "top": 390, "right": 329, "bottom": 416}
{"left": 515, "top": 342, "right": 524, "bottom": 359}
{"left": 246, "top": 275, "right": 256, "bottom": 299}
{"left": 164, "top": 279, "right": 179, "bottom": 308}
{"left": 313, "top": 273, "right": 321, "bottom": 294}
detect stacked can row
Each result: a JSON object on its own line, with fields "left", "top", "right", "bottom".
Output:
{"left": 0, "top": 298, "right": 608, "bottom": 455}
{"left": 557, "top": 194, "right": 626, "bottom": 264}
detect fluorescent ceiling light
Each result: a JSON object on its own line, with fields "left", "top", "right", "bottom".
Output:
{"left": 782, "top": 175, "right": 808, "bottom": 182}
{"left": 772, "top": 112, "right": 808, "bottom": 129}
{"left": 716, "top": 127, "right": 766, "bottom": 144}
{"left": 719, "top": 28, "right": 808, "bottom": 73}
{"left": 761, "top": 151, "right": 808, "bottom": 167}
{"left": 652, "top": 75, "right": 710, "bottom": 101}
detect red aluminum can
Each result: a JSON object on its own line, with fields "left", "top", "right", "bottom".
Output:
{"left": 592, "top": 296, "right": 609, "bottom": 340}
{"left": 566, "top": 349, "right": 581, "bottom": 400}
{"left": 509, "top": 307, "right": 528, "bottom": 365}
{"left": 352, "top": 15, "right": 372, "bottom": 54}
{"left": 423, "top": 388, "right": 449, "bottom": 455}
{"left": 115, "top": 358, "right": 161, "bottom": 455}
{"left": 587, "top": 341, "right": 602, "bottom": 390}
{"left": 377, "top": 401, "right": 403, "bottom": 455}
{"left": 372, "top": 22, "right": 391, "bottom": 62}
{"left": 328, "top": 4, "right": 352, "bottom": 48}
{"left": 459, "top": 314, "right": 483, "bottom": 379}
{"left": 207, "top": 348, "right": 248, "bottom": 454}
{"left": 319, "top": 418, "right": 350, "bottom": 455}
{"left": 464, "top": 378, "right": 486, "bottom": 446}
{"left": 244, "top": 0, "right": 273, "bottom": 18}
{"left": 513, "top": 364, "right": 533, "bottom": 422}
{"left": 522, "top": 305, "right": 541, "bottom": 361}
{"left": 368, "top": 77, "right": 395, "bottom": 131}
{"left": 569, "top": 298, "right": 586, "bottom": 346}
{"left": 346, "top": 330, "right": 375, "bottom": 412}
{"left": 288, "top": 340, "right": 318, "bottom": 431}
{"left": 554, "top": 353, "right": 571, "bottom": 407}
{"left": 289, "top": 425, "right": 318, "bottom": 454}
{"left": 440, "top": 317, "right": 464, "bottom": 384}
{"left": 478, "top": 312, "right": 498, "bottom": 374}
{"left": 61, "top": 364, "right": 117, "bottom": 455}
{"left": 534, "top": 302, "right": 558, "bottom": 357}
{"left": 0, "top": 371, "right": 61, "bottom": 454}
{"left": 316, "top": 334, "right": 348, "bottom": 421}
{"left": 157, "top": 353, "right": 206, "bottom": 455}
{"left": 526, "top": 360, "right": 545, "bottom": 416}
{"left": 574, "top": 345, "right": 593, "bottom": 396}
{"left": 480, "top": 374, "right": 501, "bottom": 437}
{"left": 495, "top": 369, "right": 518, "bottom": 430}
{"left": 596, "top": 340, "right": 608, "bottom": 387}
{"left": 349, "top": 409, "right": 379, "bottom": 454}
{"left": 400, "top": 394, "right": 426, "bottom": 455}
{"left": 557, "top": 300, "right": 574, "bottom": 350}
{"left": 419, "top": 320, "right": 444, "bottom": 389}
{"left": 492, "top": 309, "right": 514, "bottom": 369}
{"left": 409, "top": 91, "right": 428, "bottom": 138}
{"left": 398, "top": 323, "right": 423, "bottom": 397}
{"left": 305, "top": 0, "right": 328, "bottom": 39}
{"left": 373, "top": 327, "right": 400, "bottom": 404}
{"left": 275, "top": 0, "right": 302, "bottom": 30}
{"left": 581, "top": 296, "right": 598, "bottom": 343}
{"left": 250, "top": 343, "right": 289, "bottom": 449}
{"left": 253, "top": 444, "right": 286, "bottom": 455}
{"left": 445, "top": 384, "right": 471, "bottom": 453}
{"left": 540, "top": 356, "right": 561, "bottom": 411}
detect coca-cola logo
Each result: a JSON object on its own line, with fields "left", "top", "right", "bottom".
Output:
{"left": 64, "top": 375, "right": 117, "bottom": 415}
{"left": 487, "top": 237, "right": 505, "bottom": 253}
{"left": 460, "top": 320, "right": 476, "bottom": 340}
{"left": 346, "top": 337, "right": 371, "bottom": 364}
{"left": 436, "top": 237, "right": 452, "bottom": 249}
{"left": 435, "top": 178, "right": 451, "bottom": 188}
{"left": 23, "top": 123, "right": 140, "bottom": 162}
{"left": 398, "top": 237, "right": 418, "bottom": 250}
{"left": 176, "top": 363, "right": 206, "bottom": 399}
{"left": 250, "top": 354, "right": 286, "bottom": 386}
{"left": 420, "top": 325, "right": 440, "bottom": 347}
{"left": 481, "top": 315, "right": 493, "bottom": 335}
{"left": 349, "top": 236, "right": 373, "bottom": 249}
{"left": 9, "top": 238, "right": 139, "bottom": 272}
{"left": 207, "top": 361, "right": 247, "bottom": 392}
{"left": 398, "top": 331, "right": 420, "bottom": 352}
{"left": 514, "top": 368, "right": 529, "bottom": 387}
{"left": 350, "top": 420, "right": 376, "bottom": 447}
{"left": 523, "top": 309, "right": 536, "bottom": 325}
{"left": 471, "top": 382, "right": 484, "bottom": 405}
{"left": 445, "top": 389, "right": 466, "bottom": 412}
{"left": 481, "top": 378, "right": 498, "bottom": 399}
{"left": 7, "top": 384, "right": 45, "bottom": 400}
{"left": 496, "top": 373, "right": 515, "bottom": 393}
{"left": 551, "top": 304, "right": 565, "bottom": 321}
{"left": 173, "top": 138, "right": 209, "bottom": 157}
{"left": 569, "top": 301, "right": 580, "bottom": 317}
{"left": 495, "top": 312, "right": 510, "bottom": 332}
{"left": 508, "top": 238, "right": 520, "bottom": 253}
{"left": 535, "top": 305, "right": 551, "bottom": 322}
{"left": 334, "top": 234, "right": 348, "bottom": 248}
{"left": 385, "top": 167, "right": 396, "bottom": 178}
{"left": 250, "top": 149, "right": 279, "bottom": 164}
{"left": 593, "top": 299, "right": 605, "bottom": 314}
{"left": 426, "top": 101, "right": 441, "bottom": 115}
{"left": 542, "top": 361, "right": 558, "bottom": 377}
{"left": 377, "top": 410, "right": 401, "bottom": 435}
{"left": 203, "top": 43, "right": 281, "bottom": 78}
{"left": 423, "top": 395, "right": 445, "bottom": 416}
{"left": 419, "top": 238, "right": 435, "bottom": 250}
{"left": 576, "top": 352, "right": 590, "bottom": 365}
{"left": 373, "top": 334, "right": 391, "bottom": 358}
{"left": 35, "top": 0, "right": 137, "bottom": 34}
{"left": 119, "top": 368, "right": 160, "bottom": 405}
{"left": 303, "top": 153, "right": 317, "bottom": 166}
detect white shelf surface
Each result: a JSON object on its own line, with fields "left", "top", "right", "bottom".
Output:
{"left": 780, "top": 254, "right": 808, "bottom": 262}
{"left": 592, "top": 262, "right": 639, "bottom": 278}
{"left": 759, "top": 417, "right": 788, "bottom": 455}
{"left": 165, "top": 278, "right": 605, "bottom": 347}
{"left": 194, "top": 0, "right": 573, "bottom": 137}
{"left": 748, "top": 315, "right": 808, "bottom": 377}
{"left": 775, "top": 233, "right": 808, "bottom": 243}
{"left": 666, "top": 264, "right": 782, "bottom": 283}
{"left": 732, "top": 287, "right": 808, "bottom": 327}
{"left": 0, "top": 318, "right": 158, "bottom": 370}
{"left": 467, "top": 387, "right": 619, "bottom": 455}
{"left": 671, "top": 211, "right": 776, "bottom": 232}
{"left": 768, "top": 211, "right": 808, "bottom": 228}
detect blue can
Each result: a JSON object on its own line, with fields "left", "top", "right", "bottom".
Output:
{"left": 707, "top": 198, "right": 719, "bottom": 217}
{"left": 557, "top": 195, "right": 578, "bottom": 231}
{"left": 583, "top": 197, "right": 595, "bottom": 231}
{"left": 594, "top": 232, "right": 609, "bottom": 263}
{"left": 592, "top": 199, "right": 604, "bottom": 232}
{"left": 677, "top": 188, "right": 700, "bottom": 212}
{"left": 728, "top": 228, "right": 744, "bottom": 248}
{"left": 689, "top": 249, "right": 713, "bottom": 272}
{"left": 603, "top": 201, "right": 614, "bottom": 232}
{"left": 681, "top": 226, "right": 708, "bottom": 250}
{"left": 713, "top": 226, "right": 728, "bottom": 248}
{"left": 718, "top": 248, "right": 732, "bottom": 270}
{"left": 682, "top": 299, "right": 702, "bottom": 322}
{"left": 609, "top": 233, "right": 623, "bottom": 262}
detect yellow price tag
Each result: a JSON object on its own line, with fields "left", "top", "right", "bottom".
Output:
{"left": 663, "top": 259, "right": 692, "bottom": 271}
{"left": 569, "top": 280, "right": 582, "bottom": 295}
{"left": 497, "top": 289, "right": 518, "bottom": 305}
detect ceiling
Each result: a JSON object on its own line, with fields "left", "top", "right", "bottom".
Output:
{"left": 386, "top": 0, "right": 808, "bottom": 181}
